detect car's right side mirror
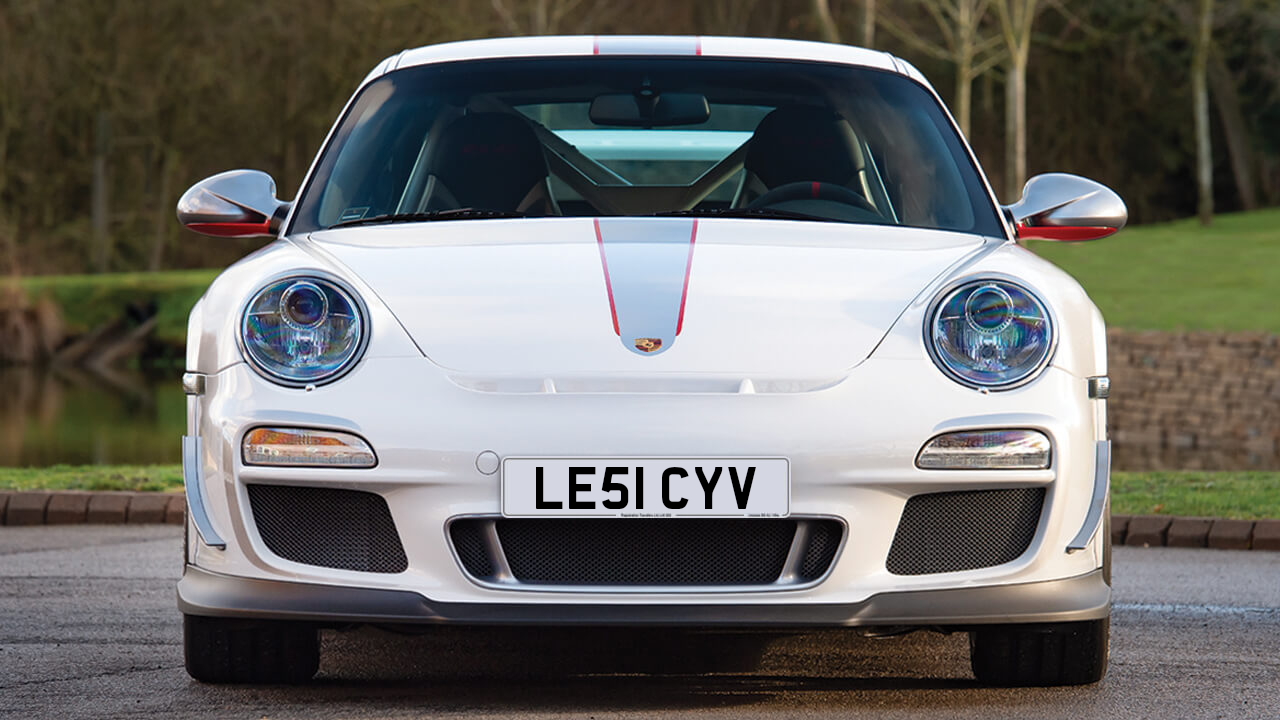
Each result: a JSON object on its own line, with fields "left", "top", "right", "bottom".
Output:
{"left": 1004, "top": 173, "right": 1127, "bottom": 242}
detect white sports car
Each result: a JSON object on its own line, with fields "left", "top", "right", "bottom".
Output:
{"left": 175, "top": 35, "right": 1125, "bottom": 686}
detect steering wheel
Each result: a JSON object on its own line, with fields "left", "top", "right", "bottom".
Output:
{"left": 749, "top": 181, "right": 879, "bottom": 214}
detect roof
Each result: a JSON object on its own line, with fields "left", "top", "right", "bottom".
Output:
{"left": 368, "top": 35, "right": 923, "bottom": 84}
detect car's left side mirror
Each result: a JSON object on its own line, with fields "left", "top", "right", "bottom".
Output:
{"left": 176, "top": 169, "right": 292, "bottom": 238}
{"left": 1005, "top": 173, "right": 1127, "bottom": 242}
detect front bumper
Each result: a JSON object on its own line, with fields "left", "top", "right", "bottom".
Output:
{"left": 178, "top": 565, "right": 1110, "bottom": 627}
{"left": 183, "top": 355, "right": 1108, "bottom": 613}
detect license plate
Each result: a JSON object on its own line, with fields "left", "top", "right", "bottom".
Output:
{"left": 501, "top": 457, "right": 789, "bottom": 518}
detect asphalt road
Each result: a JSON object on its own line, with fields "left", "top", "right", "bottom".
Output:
{"left": 1, "top": 526, "right": 1277, "bottom": 719}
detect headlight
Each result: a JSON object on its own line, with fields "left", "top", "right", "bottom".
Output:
{"left": 927, "top": 279, "right": 1053, "bottom": 388}
{"left": 916, "top": 429, "right": 1051, "bottom": 469}
{"left": 240, "top": 276, "right": 366, "bottom": 385}
{"left": 243, "top": 427, "right": 376, "bottom": 467}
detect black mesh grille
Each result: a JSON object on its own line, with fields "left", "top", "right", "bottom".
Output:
{"left": 886, "top": 487, "right": 1045, "bottom": 575}
{"left": 449, "top": 518, "right": 843, "bottom": 586}
{"left": 449, "top": 519, "right": 494, "bottom": 578}
{"left": 246, "top": 484, "right": 407, "bottom": 574}
{"left": 799, "top": 519, "right": 842, "bottom": 580}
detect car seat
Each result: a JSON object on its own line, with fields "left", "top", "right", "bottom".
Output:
{"left": 417, "top": 113, "right": 559, "bottom": 215}
{"left": 732, "top": 105, "right": 869, "bottom": 208}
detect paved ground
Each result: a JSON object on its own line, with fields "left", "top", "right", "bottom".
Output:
{"left": 0, "top": 526, "right": 1277, "bottom": 719}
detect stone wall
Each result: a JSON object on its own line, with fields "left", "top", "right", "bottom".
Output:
{"left": 1108, "top": 330, "right": 1280, "bottom": 470}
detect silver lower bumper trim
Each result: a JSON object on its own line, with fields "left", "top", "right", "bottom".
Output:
{"left": 177, "top": 566, "right": 1110, "bottom": 627}
{"left": 1066, "top": 440, "right": 1111, "bottom": 553}
{"left": 183, "top": 435, "right": 226, "bottom": 550}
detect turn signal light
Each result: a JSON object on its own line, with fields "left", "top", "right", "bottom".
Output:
{"left": 916, "top": 429, "right": 1051, "bottom": 470}
{"left": 242, "top": 427, "right": 376, "bottom": 467}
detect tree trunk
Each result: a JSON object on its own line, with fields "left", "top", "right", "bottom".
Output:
{"left": 148, "top": 151, "right": 173, "bottom": 271}
{"left": 996, "top": 0, "right": 1037, "bottom": 202}
{"left": 863, "top": 0, "right": 876, "bottom": 48}
{"left": 813, "top": 0, "right": 840, "bottom": 43}
{"left": 955, "top": 0, "right": 977, "bottom": 138}
{"left": 1208, "top": 49, "right": 1256, "bottom": 211}
{"left": 1192, "top": 0, "right": 1214, "bottom": 226}
{"left": 956, "top": 64, "right": 974, "bottom": 138}
{"left": 1004, "top": 59, "right": 1026, "bottom": 201}
{"left": 91, "top": 112, "right": 111, "bottom": 273}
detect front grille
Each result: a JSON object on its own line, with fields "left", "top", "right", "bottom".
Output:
{"left": 246, "top": 484, "right": 407, "bottom": 573}
{"left": 449, "top": 517, "right": 843, "bottom": 587}
{"left": 886, "top": 487, "right": 1045, "bottom": 575}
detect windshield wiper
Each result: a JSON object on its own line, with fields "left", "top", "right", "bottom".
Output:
{"left": 330, "top": 208, "right": 527, "bottom": 229}
{"left": 655, "top": 207, "right": 843, "bottom": 223}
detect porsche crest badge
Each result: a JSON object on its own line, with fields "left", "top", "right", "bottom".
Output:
{"left": 634, "top": 337, "right": 663, "bottom": 353}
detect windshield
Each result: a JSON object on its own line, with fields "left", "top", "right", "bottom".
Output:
{"left": 289, "top": 57, "right": 1003, "bottom": 236}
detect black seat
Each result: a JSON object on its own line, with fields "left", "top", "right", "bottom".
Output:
{"left": 734, "top": 105, "right": 867, "bottom": 207}
{"left": 418, "top": 113, "right": 557, "bottom": 214}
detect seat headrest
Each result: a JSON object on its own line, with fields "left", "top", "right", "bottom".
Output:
{"left": 425, "top": 113, "right": 548, "bottom": 211}
{"left": 744, "top": 106, "right": 864, "bottom": 189}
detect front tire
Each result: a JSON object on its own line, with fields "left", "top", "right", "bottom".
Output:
{"left": 969, "top": 618, "right": 1109, "bottom": 686}
{"left": 184, "top": 614, "right": 320, "bottom": 684}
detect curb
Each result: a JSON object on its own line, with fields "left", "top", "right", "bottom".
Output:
{"left": 1111, "top": 514, "right": 1280, "bottom": 551}
{"left": 1, "top": 492, "right": 1278, "bottom": 551}
{"left": 0, "top": 491, "right": 185, "bottom": 527}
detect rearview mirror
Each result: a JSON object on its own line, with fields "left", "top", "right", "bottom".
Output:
{"left": 176, "top": 169, "right": 291, "bottom": 238}
{"left": 589, "top": 92, "right": 710, "bottom": 127}
{"left": 1005, "top": 173, "right": 1127, "bottom": 242}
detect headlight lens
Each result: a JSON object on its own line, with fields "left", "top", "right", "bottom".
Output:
{"left": 928, "top": 279, "right": 1053, "bottom": 388}
{"left": 241, "top": 276, "right": 365, "bottom": 384}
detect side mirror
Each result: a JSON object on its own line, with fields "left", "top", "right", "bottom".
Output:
{"left": 1005, "top": 173, "right": 1127, "bottom": 242}
{"left": 176, "top": 170, "right": 292, "bottom": 238}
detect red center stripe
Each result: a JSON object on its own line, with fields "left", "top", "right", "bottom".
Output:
{"left": 593, "top": 218, "right": 621, "bottom": 335}
{"left": 675, "top": 219, "right": 698, "bottom": 335}
{"left": 811, "top": 181, "right": 820, "bottom": 198}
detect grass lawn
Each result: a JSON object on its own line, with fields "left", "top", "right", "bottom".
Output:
{"left": 0, "top": 465, "right": 183, "bottom": 493}
{"left": 1029, "top": 207, "right": 1280, "bottom": 333}
{"left": 1, "top": 465, "right": 1275, "bottom": 520}
{"left": 1111, "top": 471, "right": 1280, "bottom": 520}
{"left": 9, "top": 269, "right": 219, "bottom": 347}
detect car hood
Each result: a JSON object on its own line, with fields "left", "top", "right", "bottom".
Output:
{"left": 308, "top": 218, "right": 988, "bottom": 384}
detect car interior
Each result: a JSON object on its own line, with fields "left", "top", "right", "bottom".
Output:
{"left": 303, "top": 58, "right": 987, "bottom": 235}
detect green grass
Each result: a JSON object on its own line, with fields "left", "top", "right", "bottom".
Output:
{"left": 1111, "top": 471, "right": 1280, "bottom": 520}
{"left": 0, "top": 464, "right": 184, "bottom": 493}
{"left": 1029, "top": 208, "right": 1280, "bottom": 333}
{"left": 9, "top": 269, "right": 218, "bottom": 346}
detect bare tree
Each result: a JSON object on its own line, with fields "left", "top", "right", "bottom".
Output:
{"left": 1191, "top": 0, "right": 1215, "bottom": 225}
{"left": 491, "top": 0, "right": 632, "bottom": 35}
{"left": 813, "top": 0, "right": 841, "bottom": 43}
{"left": 993, "top": 0, "right": 1044, "bottom": 200}
{"left": 697, "top": 0, "right": 766, "bottom": 35}
{"left": 880, "top": 0, "right": 1005, "bottom": 137}
{"left": 863, "top": 0, "right": 877, "bottom": 47}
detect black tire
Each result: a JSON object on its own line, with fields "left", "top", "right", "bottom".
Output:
{"left": 184, "top": 614, "right": 320, "bottom": 684}
{"left": 969, "top": 618, "right": 1109, "bottom": 686}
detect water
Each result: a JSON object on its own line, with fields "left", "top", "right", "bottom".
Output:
{"left": 0, "top": 368, "right": 184, "bottom": 467}
{"left": 0, "top": 368, "right": 1275, "bottom": 470}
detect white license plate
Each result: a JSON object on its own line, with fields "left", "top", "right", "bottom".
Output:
{"left": 501, "top": 458, "right": 789, "bottom": 518}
